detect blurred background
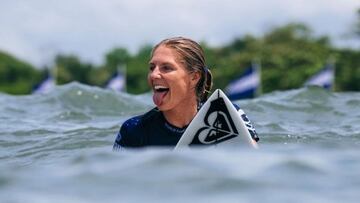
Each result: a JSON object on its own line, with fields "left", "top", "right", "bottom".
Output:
{"left": 0, "top": 0, "right": 359, "bottom": 96}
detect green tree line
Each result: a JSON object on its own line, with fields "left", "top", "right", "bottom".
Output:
{"left": 0, "top": 22, "right": 359, "bottom": 95}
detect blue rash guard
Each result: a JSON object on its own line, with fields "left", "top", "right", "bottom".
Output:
{"left": 113, "top": 108, "right": 185, "bottom": 150}
{"left": 113, "top": 105, "right": 259, "bottom": 150}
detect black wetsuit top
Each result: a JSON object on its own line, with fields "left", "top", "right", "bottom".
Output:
{"left": 113, "top": 106, "right": 259, "bottom": 150}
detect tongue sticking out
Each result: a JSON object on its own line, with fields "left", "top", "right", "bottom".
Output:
{"left": 153, "top": 91, "right": 168, "bottom": 106}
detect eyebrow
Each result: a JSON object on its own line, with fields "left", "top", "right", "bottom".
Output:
{"left": 148, "top": 62, "right": 174, "bottom": 66}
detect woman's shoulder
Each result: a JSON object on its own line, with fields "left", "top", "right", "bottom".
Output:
{"left": 121, "top": 107, "right": 160, "bottom": 130}
{"left": 123, "top": 108, "right": 159, "bottom": 126}
{"left": 121, "top": 115, "right": 142, "bottom": 131}
{"left": 114, "top": 108, "right": 161, "bottom": 148}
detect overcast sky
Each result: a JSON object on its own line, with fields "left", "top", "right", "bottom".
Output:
{"left": 0, "top": 0, "right": 359, "bottom": 67}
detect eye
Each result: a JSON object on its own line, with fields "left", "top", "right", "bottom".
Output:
{"left": 161, "top": 65, "right": 173, "bottom": 72}
{"left": 149, "top": 64, "right": 155, "bottom": 71}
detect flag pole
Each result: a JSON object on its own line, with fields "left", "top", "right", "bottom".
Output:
{"left": 117, "top": 63, "right": 127, "bottom": 93}
{"left": 53, "top": 62, "right": 57, "bottom": 86}
{"left": 252, "top": 59, "right": 262, "bottom": 97}
{"left": 327, "top": 56, "right": 336, "bottom": 91}
{"left": 123, "top": 63, "right": 127, "bottom": 93}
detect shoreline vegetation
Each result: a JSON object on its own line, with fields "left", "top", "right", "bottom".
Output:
{"left": 1, "top": 23, "right": 359, "bottom": 95}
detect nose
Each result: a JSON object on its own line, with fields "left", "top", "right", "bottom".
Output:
{"left": 149, "top": 66, "right": 161, "bottom": 79}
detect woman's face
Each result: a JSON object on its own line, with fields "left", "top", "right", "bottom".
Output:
{"left": 148, "top": 45, "right": 199, "bottom": 111}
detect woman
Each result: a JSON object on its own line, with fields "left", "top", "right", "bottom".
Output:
{"left": 113, "top": 37, "right": 258, "bottom": 149}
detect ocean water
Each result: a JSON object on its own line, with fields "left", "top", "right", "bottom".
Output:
{"left": 0, "top": 82, "right": 359, "bottom": 203}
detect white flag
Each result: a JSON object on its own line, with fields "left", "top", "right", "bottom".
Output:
{"left": 305, "top": 64, "right": 334, "bottom": 89}
{"left": 225, "top": 64, "right": 260, "bottom": 100}
{"left": 106, "top": 71, "right": 126, "bottom": 92}
{"left": 32, "top": 73, "right": 55, "bottom": 94}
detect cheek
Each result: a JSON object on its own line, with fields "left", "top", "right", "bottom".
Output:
{"left": 173, "top": 79, "right": 192, "bottom": 93}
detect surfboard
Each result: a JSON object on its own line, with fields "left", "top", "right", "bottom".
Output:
{"left": 174, "top": 89, "right": 258, "bottom": 149}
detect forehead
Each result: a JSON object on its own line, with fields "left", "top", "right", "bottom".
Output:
{"left": 150, "top": 46, "right": 180, "bottom": 64}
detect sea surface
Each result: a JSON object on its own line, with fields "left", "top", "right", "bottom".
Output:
{"left": 0, "top": 82, "right": 359, "bottom": 203}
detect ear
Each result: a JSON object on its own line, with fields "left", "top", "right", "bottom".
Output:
{"left": 190, "top": 71, "right": 201, "bottom": 87}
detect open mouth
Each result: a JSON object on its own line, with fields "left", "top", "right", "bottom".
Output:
{"left": 153, "top": 85, "right": 169, "bottom": 106}
{"left": 154, "top": 85, "right": 169, "bottom": 93}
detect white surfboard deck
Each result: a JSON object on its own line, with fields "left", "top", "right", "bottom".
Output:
{"left": 174, "top": 89, "right": 258, "bottom": 150}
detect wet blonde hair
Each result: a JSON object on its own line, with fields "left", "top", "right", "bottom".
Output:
{"left": 151, "top": 37, "right": 213, "bottom": 103}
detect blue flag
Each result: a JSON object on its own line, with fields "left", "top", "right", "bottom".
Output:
{"left": 304, "top": 64, "right": 334, "bottom": 90}
{"left": 32, "top": 72, "right": 55, "bottom": 94}
{"left": 106, "top": 71, "right": 126, "bottom": 92}
{"left": 225, "top": 64, "right": 260, "bottom": 100}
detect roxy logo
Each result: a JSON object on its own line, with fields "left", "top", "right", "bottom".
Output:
{"left": 195, "top": 98, "right": 238, "bottom": 145}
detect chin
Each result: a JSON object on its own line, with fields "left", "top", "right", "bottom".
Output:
{"left": 157, "top": 105, "right": 169, "bottom": 111}
{"left": 156, "top": 103, "right": 173, "bottom": 112}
